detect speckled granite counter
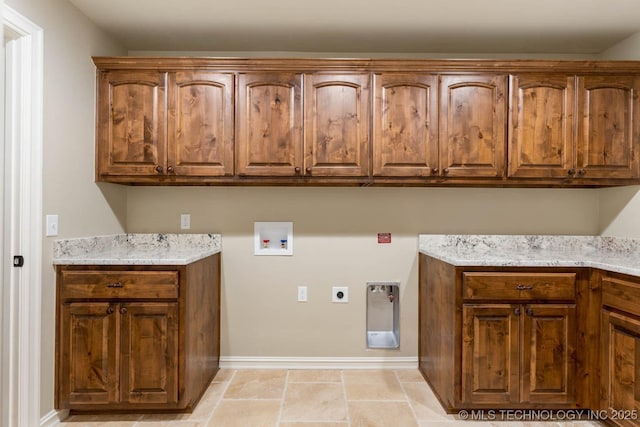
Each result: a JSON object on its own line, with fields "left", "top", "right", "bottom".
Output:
{"left": 419, "top": 234, "right": 640, "bottom": 277}
{"left": 53, "top": 233, "right": 221, "bottom": 265}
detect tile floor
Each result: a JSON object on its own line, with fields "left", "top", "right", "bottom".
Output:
{"left": 60, "top": 369, "right": 602, "bottom": 427}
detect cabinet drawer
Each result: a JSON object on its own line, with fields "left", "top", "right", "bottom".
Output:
{"left": 463, "top": 272, "right": 576, "bottom": 300}
{"left": 60, "top": 271, "right": 179, "bottom": 299}
{"left": 602, "top": 276, "right": 640, "bottom": 315}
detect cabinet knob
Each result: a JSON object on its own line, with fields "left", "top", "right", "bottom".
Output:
{"left": 431, "top": 168, "right": 438, "bottom": 175}
{"left": 294, "top": 167, "right": 301, "bottom": 174}
{"left": 577, "top": 168, "right": 586, "bottom": 176}
{"left": 568, "top": 168, "right": 576, "bottom": 177}
{"left": 120, "top": 307, "right": 128, "bottom": 315}
{"left": 514, "top": 307, "right": 521, "bottom": 316}
{"left": 167, "top": 165, "right": 174, "bottom": 174}
{"left": 155, "top": 165, "right": 164, "bottom": 174}
{"left": 526, "top": 307, "right": 534, "bottom": 316}
{"left": 305, "top": 167, "right": 312, "bottom": 175}
{"left": 443, "top": 168, "right": 449, "bottom": 175}
{"left": 106, "top": 306, "right": 114, "bottom": 314}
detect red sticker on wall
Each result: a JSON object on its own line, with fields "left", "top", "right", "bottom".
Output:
{"left": 378, "top": 233, "right": 392, "bottom": 244}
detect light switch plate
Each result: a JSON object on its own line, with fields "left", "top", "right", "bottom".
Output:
{"left": 180, "top": 214, "right": 191, "bottom": 230}
{"left": 46, "top": 214, "right": 59, "bottom": 237}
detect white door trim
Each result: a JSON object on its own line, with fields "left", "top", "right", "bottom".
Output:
{"left": 2, "top": 5, "right": 44, "bottom": 427}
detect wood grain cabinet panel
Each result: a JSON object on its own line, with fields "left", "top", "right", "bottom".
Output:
{"left": 58, "top": 302, "right": 118, "bottom": 407}
{"left": 601, "top": 273, "right": 640, "bottom": 426}
{"left": 508, "top": 75, "right": 575, "bottom": 178}
{"left": 521, "top": 304, "right": 576, "bottom": 404}
{"left": 236, "top": 73, "right": 303, "bottom": 176}
{"left": 439, "top": 75, "right": 507, "bottom": 178}
{"left": 373, "top": 74, "right": 438, "bottom": 177}
{"left": 462, "top": 304, "right": 520, "bottom": 404}
{"left": 97, "top": 70, "right": 167, "bottom": 177}
{"left": 577, "top": 76, "right": 640, "bottom": 179}
{"left": 601, "top": 309, "right": 640, "bottom": 427}
{"left": 304, "top": 74, "right": 370, "bottom": 177}
{"left": 120, "top": 303, "right": 179, "bottom": 405}
{"left": 167, "top": 72, "right": 234, "bottom": 176}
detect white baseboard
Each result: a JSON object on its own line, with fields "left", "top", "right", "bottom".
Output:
{"left": 40, "top": 409, "right": 68, "bottom": 427}
{"left": 219, "top": 356, "right": 418, "bottom": 370}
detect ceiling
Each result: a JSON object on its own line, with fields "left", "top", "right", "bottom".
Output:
{"left": 68, "top": 0, "right": 640, "bottom": 54}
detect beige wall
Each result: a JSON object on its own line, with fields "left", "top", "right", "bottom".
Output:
{"left": 5, "top": 0, "right": 126, "bottom": 418}
{"left": 598, "top": 31, "right": 640, "bottom": 237}
{"left": 127, "top": 186, "right": 600, "bottom": 358}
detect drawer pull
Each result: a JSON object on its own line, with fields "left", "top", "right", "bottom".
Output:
{"left": 515, "top": 284, "right": 533, "bottom": 291}
{"left": 106, "top": 306, "right": 114, "bottom": 314}
{"left": 106, "top": 282, "right": 124, "bottom": 288}
{"left": 120, "top": 307, "right": 128, "bottom": 315}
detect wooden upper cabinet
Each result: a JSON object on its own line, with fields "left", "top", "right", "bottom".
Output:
{"left": 167, "top": 72, "right": 234, "bottom": 176}
{"left": 236, "top": 73, "right": 303, "bottom": 176}
{"left": 97, "top": 70, "right": 167, "bottom": 176}
{"left": 373, "top": 74, "right": 438, "bottom": 177}
{"left": 304, "top": 74, "right": 370, "bottom": 177}
{"left": 508, "top": 75, "right": 575, "bottom": 178}
{"left": 439, "top": 75, "right": 507, "bottom": 178}
{"left": 576, "top": 76, "right": 640, "bottom": 179}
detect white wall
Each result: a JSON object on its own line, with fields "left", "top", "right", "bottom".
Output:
{"left": 5, "top": 0, "right": 126, "bottom": 418}
{"left": 598, "top": 31, "right": 640, "bottom": 237}
{"left": 127, "top": 187, "right": 600, "bottom": 359}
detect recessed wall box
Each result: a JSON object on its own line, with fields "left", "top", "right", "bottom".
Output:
{"left": 366, "top": 281, "right": 400, "bottom": 349}
{"left": 254, "top": 222, "right": 293, "bottom": 256}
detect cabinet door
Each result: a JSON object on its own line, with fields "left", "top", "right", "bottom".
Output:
{"left": 373, "top": 74, "right": 438, "bottom": 177}
{"left": 601, "top": 309, "right": 640, "bottom": 422}
{"left": 304, "top": 74, "right": 370, "bottom": 177}
{"left": 521, "top": 304, "right": 576, "bottom": 404}
{"left": 462, "top": 304, "right": 520, "bottom": 404}
{"left": 58, "top": 302, "right": 118, "bottom": 407}
{"left": 440, "top": 75, "right": 507, "bottom": 177}
{"left": 120, "top": 303, "right": 179, "bottom": 405}
{"left": 167, "top": 72, "right": 234, "bottom": 176}
{"left": 508, "top": 75, "right": 575, "bottom": 178}
{"left": 97, "top": 70, "right": 167, "bottom": 177}
{"left": 577, "top": 76, "right": 640, "bottom": 179}
{"left": 237, "top": 73, "right": 303, "bottom": 176}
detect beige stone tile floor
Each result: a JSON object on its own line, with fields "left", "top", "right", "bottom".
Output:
{"left": 59, "top": 369, "right": 602, "bottom": 427}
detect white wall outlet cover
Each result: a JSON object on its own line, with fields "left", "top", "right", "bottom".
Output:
{"left": 297, "top": 286, "right": 308, "bottom": 302}
{"left": 180, "top": 214, "right": 191, "bottom": 230}
{"left": 332, "top": 286, "right": 349, "bottom": 303}
{"left": 45, "top": 214, "right": 59, "bottom": 237}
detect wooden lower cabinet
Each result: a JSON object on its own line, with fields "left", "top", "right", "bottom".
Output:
{"left": 601, "top": 273, "right": 640, "bottom": 427}
{"left": 462, "top": 303, "right": 576, "bottom": 406}
{"left": 55, "top": 254, "right": 220, "bottom": 412}
{"left": 419, "top": 254, "right": 589, "bottom": 412}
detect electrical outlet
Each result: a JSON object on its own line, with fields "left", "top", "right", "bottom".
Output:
{"left": 332, "top": 286, "right": 349, "bottom": 303}
{"left": 180, "top": 214, "right": 191, "bottom": 230}
{"left": 297, "top": 286, "right": 308, "bottom": 302}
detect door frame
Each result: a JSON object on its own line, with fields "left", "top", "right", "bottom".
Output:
{"left": 1, "top": 5, "right": 43, "bottom": 427}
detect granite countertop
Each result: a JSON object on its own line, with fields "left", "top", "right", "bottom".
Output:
{"left": 53, "top": 233, "right": 221, "bottom": 265}
{"left": 419, "top": 234, "right": 640, "bottom": 278}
